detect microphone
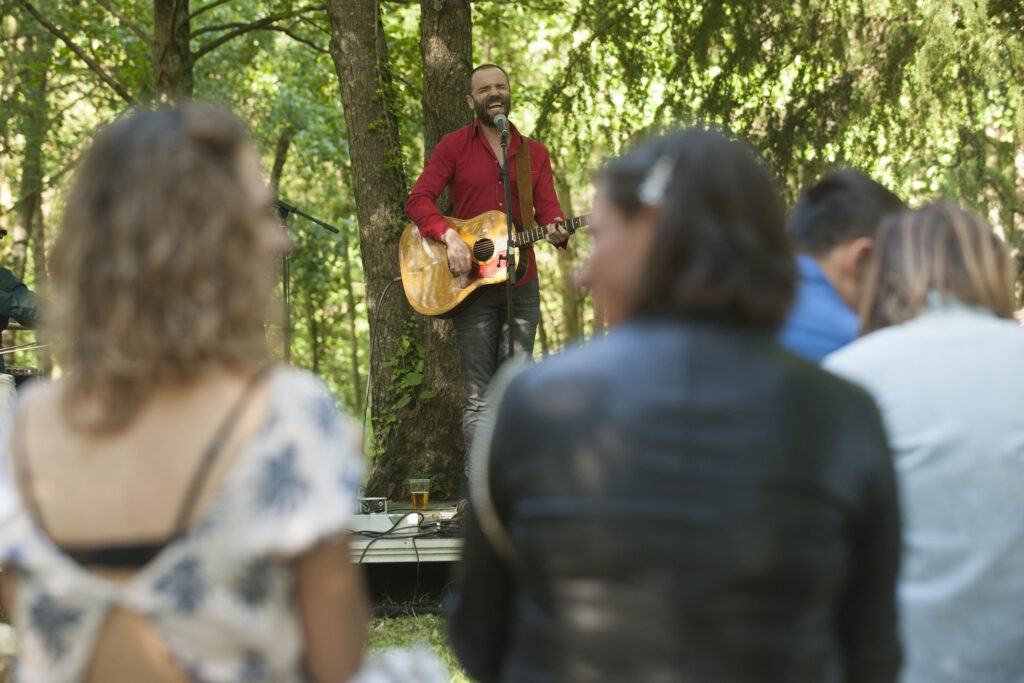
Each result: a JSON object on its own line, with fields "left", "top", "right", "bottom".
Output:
{"left": 493, "top": 113, "right": 509, "bottom": 135}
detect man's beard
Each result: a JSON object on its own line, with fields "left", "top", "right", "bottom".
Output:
{"left": 473, "top": 93, "right": 512, "bottom": 126}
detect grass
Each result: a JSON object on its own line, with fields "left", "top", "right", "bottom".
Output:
{"left": 0, "top": 615, "right": 463, "bottom": 683}
{"left": 368, "top": 614, "right": 471, "bottom": 683}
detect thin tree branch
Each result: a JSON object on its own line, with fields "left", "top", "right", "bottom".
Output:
{"left": 191, "top": 21, "right": 251, "bottom": 36}
{"left": 196, "top": 19, "right": 325, "bottom": 50}
{"left": 95, "top": 0, "right": 154, "bottom": 48}
{"left": 189, "top": 0, "right": 233, "bottom": 21}
{"left": 192, "top": 4, "right": 325, "bottom": 60}
{"left": 14, "top": 0, "right": 135, "bottom": 104}
{"left": 270, "top": 25, "right": 328, "bottom": 54}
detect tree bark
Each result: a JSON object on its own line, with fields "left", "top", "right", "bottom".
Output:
{"left": 12, "top": 25, "right": 54, "bottom": 281}
{"left": 268, "top": 125, "right": 292, "bottom": 361}
{"left": 304, "top": 289, "right": 321, "bottom": 375}
{"left": 30, "top": 201, "right": 53, "bottom": 376}
{"left": 6, "top": 13, "right": 54, "bottom": 374}
{"left": 421, "top": 0, "right": 473, "bottom": 155}
{"left": 340, "top": 235, "right": 363, "bottom": 415}
{"left": 417, "top": 0, "right": 473, "bottom": 488}
{"left": 153, "top": 0, "right": 193, "bottom": 98}
{"left": 328, "top": 0, "right": 465, "bottom": 499}
{"left": 335, "top": 167, "right": 365, "bottom": 415}
{"left": 553, "top": 169, "right": 583, "bottom": 343}
{"left": 269, "top": 126, "right": 294, "bottom": 194}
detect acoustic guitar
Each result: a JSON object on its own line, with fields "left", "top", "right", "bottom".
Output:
{"left": 399, "top": 210, "right": 590, "bottom": 317}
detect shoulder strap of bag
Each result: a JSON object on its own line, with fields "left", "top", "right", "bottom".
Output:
{"left": 467, "top": 358, "right": 528, "bottom": 564}
{"left": 515, "top": 136, "right": 535, "bottom": 231}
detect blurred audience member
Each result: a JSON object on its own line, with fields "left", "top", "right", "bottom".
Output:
{"left": 0, "top": 104, "right": 368, "bottom": 683}
{"left": 0, "top": 257, "right": 42, "bottom": 407}
{"left": 780, "top": 170, "right": 903, "bottom": 361}
{"left": 450, "top": 128, "right": 902, "bottom": 683}
{"left": 826, "top": 203, "right": 1024, "bottom": 683}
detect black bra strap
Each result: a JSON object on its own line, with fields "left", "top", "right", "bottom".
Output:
{"left": 62, "top": 542, "right": 168, "bottom": 568}
{"left": 171, "top": 368, "right": 270, "bottom": 532}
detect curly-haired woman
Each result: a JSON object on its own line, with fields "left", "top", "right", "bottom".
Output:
{"left": 0, "top": 104, "right": 368, "bottom": 683}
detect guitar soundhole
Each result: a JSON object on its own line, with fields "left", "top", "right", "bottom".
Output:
{"left": 472, "top": 238, "right": 495, "bottom": 262}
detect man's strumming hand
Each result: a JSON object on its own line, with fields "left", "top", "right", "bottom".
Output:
{"left": 443, "top": 229, "right": 472, "bottom": 276}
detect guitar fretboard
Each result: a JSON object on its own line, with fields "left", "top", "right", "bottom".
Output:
{"left": 510, "top": 214, "right": 590, "bottom": 248}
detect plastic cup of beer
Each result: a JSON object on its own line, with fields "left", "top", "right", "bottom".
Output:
{"left": 409, "top": 478, "right": 430, "bottom": 510}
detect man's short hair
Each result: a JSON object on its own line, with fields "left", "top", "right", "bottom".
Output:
{"left": 466, "top": 64, "right": 509, "bottom": 94}
{"left": 789, "top": 169, "right": 904, "bottom": 256}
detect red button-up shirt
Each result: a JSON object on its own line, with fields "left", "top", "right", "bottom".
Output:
{"left": 405, "top": 120, "right": 564, "bottom": 287}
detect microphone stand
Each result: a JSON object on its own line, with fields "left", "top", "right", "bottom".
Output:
{"left": 275, "top": 199, "right": 341, "bottom": 363}
{"left": 498, "top": 127, "right": 517, "bottom": 362}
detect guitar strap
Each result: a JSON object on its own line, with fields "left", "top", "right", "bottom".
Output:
{"left": 515, "top": 136, "right": 535, "bottom": 231}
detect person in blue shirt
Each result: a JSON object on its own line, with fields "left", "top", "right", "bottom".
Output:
{"left": 779, "top": 170, "right": 904, "bottom": 361}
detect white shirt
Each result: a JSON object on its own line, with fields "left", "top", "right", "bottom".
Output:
{"left": 825, "top": 300, "right": 1024, "bottom": 683}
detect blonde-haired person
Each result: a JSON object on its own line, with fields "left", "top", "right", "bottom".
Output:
{"left": 0, "top": 104, "right": 369, "bottom": 683}
{"left": 825, "top": 203, "right": 1024, "bottom": 683}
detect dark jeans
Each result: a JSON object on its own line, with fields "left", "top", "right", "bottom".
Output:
{"left": 452, "top": 277, "right": 540, "bottom": 477}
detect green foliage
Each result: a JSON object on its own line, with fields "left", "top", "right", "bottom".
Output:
{"left": 373, "top": 314, "right": 425, "bottom": 456}
{"left": 3, "top": 0, "right": 1024, "bottom": 420}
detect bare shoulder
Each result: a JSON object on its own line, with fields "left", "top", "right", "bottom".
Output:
{"left": 15, "top": 377, "right": 64, "bottom": 421}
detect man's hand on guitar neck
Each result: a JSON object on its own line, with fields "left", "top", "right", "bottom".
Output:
{"left": 443, "top": 228, "right": 473, "bottom": 278}
{"left": 547, "top": 218, "right": 571, "bottom": 246}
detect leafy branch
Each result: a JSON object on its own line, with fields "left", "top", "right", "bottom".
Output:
{"left": 192, "top": 4, "right": 326, "bottom": 61}
{"left": 95, "top": 0, "right": 154, "bottom": 49}
{"left": 14, "top": 0, "right": 135, "bottom": 104}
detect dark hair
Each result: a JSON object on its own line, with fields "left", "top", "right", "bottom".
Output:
{"left": 466, "top": 63, "right": 509, "bottom": 94}
{"left": 598, "top": 127, "right": 796, "bottom": 330}
{"left": 789, "top": 169, "right": 904, "bottom": 256}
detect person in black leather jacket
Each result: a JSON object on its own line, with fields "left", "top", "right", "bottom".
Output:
{"left": 449, "top": 128, "right": 902, "bottom": 683}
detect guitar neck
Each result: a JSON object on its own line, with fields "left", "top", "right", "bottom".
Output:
{"left": 512, "top": 214, "right": 591, "bottom": 248}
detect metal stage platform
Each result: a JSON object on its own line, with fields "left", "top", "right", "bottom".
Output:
{"left": 350, "top": 500, "right": 464, "bottom": 564}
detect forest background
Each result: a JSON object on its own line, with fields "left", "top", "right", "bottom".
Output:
{"left": 2, "top": 0, "right": 1023, "bottom": 498}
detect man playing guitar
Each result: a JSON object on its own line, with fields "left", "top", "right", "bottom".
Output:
{"left": 405, "top": 63, "right": 571, "bottom": 481}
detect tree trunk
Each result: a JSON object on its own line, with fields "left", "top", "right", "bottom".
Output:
{"left": 417, "top": 0, "right": 473, "bottom": 489}
{"left": 30, "top": 200, "right": 53, "bottom": 376}
{"left": 421, "top": 0, "right": 473, "bottom": 154}
{"left": 335, "top": 167, "right": 365, "bottom": 415}
{"left": 305, "top": 290, "right": 321, "bottom": 375}
{"left": 553, "top": 170, "right": 583, "bottom": 343}
{"left": 268, "top": 125, "right": 292, "bottom": 361}
{"left": 7, "top": 15, "right": 54, "bottom": 372}
{"left": 152, "top": 0, "right": 193, "bottom": 98}
{"left": 12, "top": 25, "right": 54, "bottom": 281}
{"left": 269, "top": 126, "right": 294, "bottom": 194}
{"left": 341, "top": 235, "right": 363, "bottom": 415}
{"left": 328, "top": 0, "right": 464, "bottom": 499}
{"left": 537, "top": 312, "right": 549, "bottom": 357}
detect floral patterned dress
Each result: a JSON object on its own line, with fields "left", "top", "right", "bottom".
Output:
{"left": 0, "top": 367, "right": 365, "bottom": 683}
